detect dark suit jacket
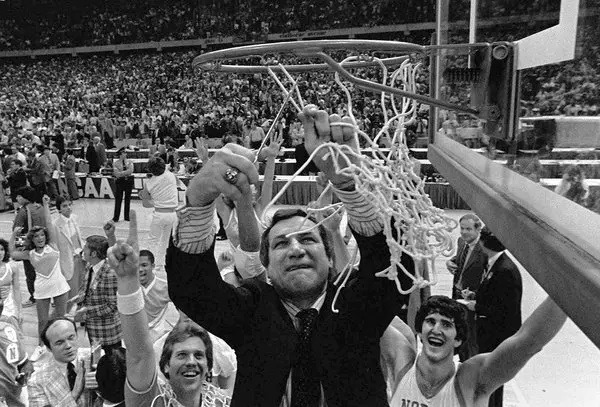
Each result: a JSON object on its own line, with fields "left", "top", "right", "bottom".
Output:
{"left": 166, "top": 229, "right": 405, "bottom": 407}
{"left": 95, "top": 143, "right": 107, "bottom": 167}
{"left": 475, "top": 252, "right": 522, "bottom": 352}
{"left": 451, "top": 237, "right": 488, "bottom": 298}
{"left": 86, "top": 145, "right": 100, "bottom": 173}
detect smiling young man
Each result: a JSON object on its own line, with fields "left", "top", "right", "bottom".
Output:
{"left": 388, "top": 290, "right": 566, "bottom": 406}
{"left": 163, "top": 105, "right": 410, "bottom": 406}
{"left": 106, "top": 212, "right": 228, "bottom": 407}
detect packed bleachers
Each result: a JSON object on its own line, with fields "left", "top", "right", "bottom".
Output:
{"left": 0, "top": 0, "right": 598, "bottom": 216}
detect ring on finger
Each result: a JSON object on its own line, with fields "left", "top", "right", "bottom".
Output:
{"left": 224, "top": 167, "right": 239, "bottom": 184}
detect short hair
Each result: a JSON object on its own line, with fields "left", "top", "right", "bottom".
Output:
{"left": 26, "top": 226, "right": 50, "bottom": 250}
{"left": 479, "top": 226, "right": 506, "bottom": 252}
{"left": 16, "top": 186, "right": 38, "bottom": 203}
{"left": 459, "top": 213, "right": 482, "bottom": 229}
{"left": 41, "top": 317, "right": 78, "bottom": 348}
{"left": 0, "top": 238, "right": 10, "bottom": 262}
{"left": 86, "top": 235, "right": 109, "bottom": 259}
{"left": 159, "top": 321, "right": 213, "bottom": 380}
{"left": 95, "top": 347, "right": 127, "bottom": 403}
{"left": 565, "top": 164, "right": 584, "bottom": 179}
{"left": 55, "top": 195, "right": 71, "bottom": 210}
{"left": 415, "top": 295, "right": 468, "bottom": 343}
{"left": 147, "top": 156, "right": 166, "bottom": 176}
{"left": 259, "top": 208, "right": 334, "bottom": 268}
{"left": 11, "top": 159, "right": 23, "bottom": 167}
{"left": 139, "top": 249, "right": 155, "bottom": 264}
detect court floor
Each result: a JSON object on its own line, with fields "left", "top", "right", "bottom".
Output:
{"left": 1, "top": 198, "right": 598, "bottom": 406}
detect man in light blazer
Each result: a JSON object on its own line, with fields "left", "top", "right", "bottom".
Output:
{"left": 47, "top": 195, "right": 86, "bottom": 299}
{"left": 28, "top": 318, "right": 86, "bottom": 407}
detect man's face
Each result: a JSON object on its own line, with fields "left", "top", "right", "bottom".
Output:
{"left": 82, "top": 244, "right": 93, "bottom": 264}
{"left": 165, "top": 337, "right": 209, "bottom": 395}
{"left": 46, "top": 320, "right": 78, "bottom": 364}
{"left": 138, "top": 255, "right": 155, "bottom": 287}
{"left": 419, "top": 312, "right": 462, "bottom": 363}
{"left": 59, "top": 201, "right": 72, "bottom": 218}
{"left": 266, "top": 216, "right": 331, "bottom": 301}
{"left": 10, "top": 161, "right": 17, "bottom": 171}
{"left": 459, "top": 219, "right": 480, "bottom": 244}
{"left": 15, "top": 195, "right": 26, "bottom": 206}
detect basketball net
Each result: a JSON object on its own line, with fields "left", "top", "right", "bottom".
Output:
{"left": 257, "top": 55, "right": 456, "bottom": 305}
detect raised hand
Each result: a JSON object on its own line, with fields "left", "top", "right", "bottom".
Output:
{"left": 195, "top": 137, "right": 209, "bottom": 162}
{"left": 107, "top": 210, "right": 139, "bottom": 280}
{"left": 73, "top": 307, "right": 87, "bottom": 322}
{"left": 103, "top": 220, "right": 116, "bottom": 245}
{"left": 217, "top": 250, "right": 234, "bottom": 271}
{"left": 187, "top": 144, "right": 259, "bottom": 207}
{"left": 261, "top": 131, "right": 284, "bottom": 159}
{"left": 298, "top": 104, "right": 359, "bottom": 186}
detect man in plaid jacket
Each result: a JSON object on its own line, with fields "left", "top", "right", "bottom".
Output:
{"left": 74, "top": 235, "right": 122, "bottom": 353}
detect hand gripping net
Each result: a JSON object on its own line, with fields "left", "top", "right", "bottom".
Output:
{"left": 255, "top": 53, "right": 457, "bottom": 302}
{"left": 194, "top": 43, "right": 457, "bottom": 304}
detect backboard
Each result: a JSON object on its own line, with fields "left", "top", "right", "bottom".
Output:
{"left": 428, "top": 0, "right": 600, "bottom": 350}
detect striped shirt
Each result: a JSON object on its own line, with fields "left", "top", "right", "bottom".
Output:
{"left": 173, "top": 185, "right": 383, "bottom": 254}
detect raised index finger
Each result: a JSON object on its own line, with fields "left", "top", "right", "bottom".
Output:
{"left": 127, "top": 210, "right": 139, "bottom": 253}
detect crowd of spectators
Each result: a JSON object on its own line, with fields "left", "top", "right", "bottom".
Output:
{"left": 0, "top": 0, "right": 577, "bottom": 51}
{"left": 0, "top": 2, "right": 597, "bottom": 188}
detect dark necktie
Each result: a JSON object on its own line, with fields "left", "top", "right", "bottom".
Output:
{"left": 67, "top": 362, "right": 77, "bottom": 391}
{"left": 84, "top": 266, "right": 94, "bottom": 301}
{"left": 292, "top": 308, "right": 320, "bottom": 407}
{"left": 459, "top": 244, "right": 470, "bottom": 271}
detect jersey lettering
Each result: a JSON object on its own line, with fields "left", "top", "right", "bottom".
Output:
{"left": 3, "top": 326, "right": 17, "bottom": 343}
{"left": 6, "top": 343, "right": 19, "bottom": 364}
{"left": 400, "top": 400, "right": 428, "bottom": 407}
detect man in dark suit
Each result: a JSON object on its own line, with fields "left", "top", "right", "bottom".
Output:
{"left": 446, "top": 213, "right": 488, "bottom": 360}
{"left": 83, "top": 137, "right": 100, "bottom": 174}
{"left": 472, "top": 226, "right": 523, "bottom": 407}
{"left": 164, "top": 106, "right": 409, "bottom": 406}
{"left": 112, "top": 148, "right": 134, "bottom": 222}
{"left": 94, "top": 136, "right": 108, "bottom": 169}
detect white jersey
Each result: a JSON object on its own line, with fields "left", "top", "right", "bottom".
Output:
{"left": 390, "top": 360, "right": 462, "bottom": 407}
{"left": 146, "top": 171, "right": 178, "bottom": 209}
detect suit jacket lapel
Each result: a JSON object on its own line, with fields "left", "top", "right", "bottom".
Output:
{"left": 56, "top": 221, "right": 74, "bottom": 251}
{"left": 462, "top": 241, "right": 481, "bottom": 271}
{"left": 482, "top": 252, "right": 504, "bottom": 284}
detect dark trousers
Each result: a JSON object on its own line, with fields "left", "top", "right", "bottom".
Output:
{"left": 45, "top": 179, "right": 58, "bottom": 200}
{"left": 488, "top": 386, "right": 503, "bottom": 407}
{"left": 31, "top": 181, "right": 47, "bottom": 199}
{"left": 23, "top": 259, "right": 36, "bottom": 301}
{"left": 113, "top": 178, "right": 133, "bottom": 221}
{"left": 101, "top": 341, "right": 123, "bottom": 355}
